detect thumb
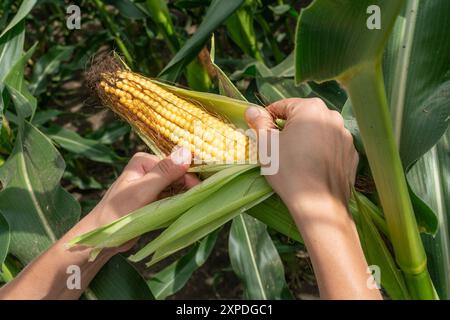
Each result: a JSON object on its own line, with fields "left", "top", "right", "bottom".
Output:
{"left": 245, "top": 106, "right": 276, "bottom": 131}
{"left": 141, "top": 147, "right": 192, "bottom": 197}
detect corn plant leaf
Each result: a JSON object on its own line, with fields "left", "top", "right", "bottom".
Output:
{"left": 0, "top": 0, "right": 37, "bottom": 39}
{"left": 4, "top": 42, "right": 37, "bottom": 120}
{"left": 350, "top": 192, "right": 410, "bottom": 300}
{"left": 159, "top": 0, "right": 244, "bottom": 80}
{"left": 69, "top": 164, "right": 257, "bottom": 249}
{"left": 145, "top": 0, "right": 180, "bottom": 51}
{"left": 129, "top": 171, "right": 273, "bottom": 264}
{"left": 0, "top": 213, "right": 9, "bottom": 266}
{"left": 247, "top": 194, "right": 301, "bottom": 243}
{"left": 0, "top": 22, "right": 24, "bottom": 90}
{"left": 208, "top": 36, "right": 246, "bottom": 101}
{"left": 384, "top": 0, "right": 450, "bottom": 169}
{"left": 225, "top": 0, "right": 262, "bottom": 60}
{"left": 0, "top": 121, "right": 80, "bottom": 262}
{"left": 105, "top": 0, "right": 147, "bottom": 20}
{"left": 270, "top": 52, "right": 295, "bottom": 78}
{"left": 44, "top": 125, "right": 122, "bottom": 164}
{"left": 0, "top": 0, "right": 15, "bottom": 30}
{"left": 148, "top": 229, "right": 219, "bottom": 300}
{"left": 88, "top": 122, "right": 130, "bottom": 145}
{"left": 229, "top": 213, "right": 290, "bottom": 299}
{"left": 255, "top": 61, "right": 347, "bottom": 111}
{"left": 29, "top": 45, "right": 74, "bottom": 95}
{"left": 0, "top": 22, "right": 25, "bottom": 124}
{"left": 31, "top": 109, "right": 64, "bottom": 126}
{"left": 85, "top": 255, "right": 154, "bottom": 300}
{"left": 408, "top": 129, "right": 450, "bottom": 299}
{"left": 295, "top": 0, "right": 404, "bottom": 83}
{"left": 148, "top": 190, "right": 270, "bottom": 266}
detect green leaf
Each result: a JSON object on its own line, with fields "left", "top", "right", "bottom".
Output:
{"left": 29, "top": 45, "right": 74, "bottom": 95}
{"left": 89, "top": 122, "right": 130, "bottom": 145}
{"left": 1, "top": 22, "right": 26, "bottom": 133}
{"left": 159, "top": 0, "right": 244, "bottom": 80}
{"left": 295, "top": 0, "right": 404, "bottom": 83}
{"left": 409, "top": 183, "right": 439, "bottom": 235}
{"left": 270, "top": 52, "right": 294, "bottom": 78}
{"left": 229, "top": 213, "right": 290, "bottom": 299}
{"left": 225, "top": 0, "right": 262, "bottom": 60}
{"left": 384, "top": 0, "right": 450, "bottom": 169}
{"left": 145, "top": 0, "right": 180, "bottom": 50}
{"left": 247, "top": 194, "right": 301, "bottom": 243}
{"left": 0, "top": 0, "right": 37, "bottom": 39}
{"left": 148, "top": 230, "right": 219, "bottom": 299}
{"left": 63, "top": 163, "right": 103, "bottom": 190}
{"left": 408, "top": 129, "right": 450, "bottom": 299}
{"left": 0, "top": 121, "right": 80, "bottom": 263}
{"left": 45, "top": 126, "right": 122, "bottom": 164}
{"left": 31, "top": 109, "right": 64, "bottom": 126}
{"left": 0, "top": 22, "right": 25, "bottom": 85}
{"left": 0, "top": 116, "right": 13, "bottom": 154}
{"left": 129, "top": 170, "right": 273, "bottom": 264}
{"left": 105, "top": 0, "right": 148, "bottom": 20}
{"left": 269, "top": 4, "right": 290, "bottom": 16}
{"left": 69, "top": 165, "right": 257, "bottom": 249}
{"left": 350, "top": 191, "right": 410, "bottom": 300}
{"left": 0, "top": 213, "right": 9, "bottom": 266}
{"left": 85, "top": 255, "right": 154, "bottom": 300}
{"left": 4, "top": 42, "right": 38, "bottom": 119}
{"left": 255, "top": 61, "right": 347, "bottom": 110}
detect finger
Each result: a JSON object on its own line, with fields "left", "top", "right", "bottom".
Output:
{"left": 121, "top": 152, "right": 160, "bottom": 181}
{"left": 330, "top": 110, "right": 345, "bottom": 127}
{"left": 267, "top": 98, "right": 327, "bottom": 120}
{"left": 351, "top": 149, "right": 359, "bottom": 186}
{"left": 170, "top": 173, "right": 200, "bottom": 191}
{"left": 183, "top": 173, "right": 201, "bottom": 189}
{"left": 245, "top": 106, "right": 276, "bottom": 131}
{"left": 137, "top": 147, "right": 192, "bottom": 200}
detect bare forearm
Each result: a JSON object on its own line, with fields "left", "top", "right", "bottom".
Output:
{"left": 0, "top": 213, "right": 113, "bottom": 300}
{"left": 288, "top": 195, "right": 382, "bottom": 300}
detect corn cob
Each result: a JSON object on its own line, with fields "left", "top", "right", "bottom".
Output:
{"left": 97, "top": 70, "right": 252, "bottom": 163}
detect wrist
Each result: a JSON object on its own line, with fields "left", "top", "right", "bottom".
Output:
{"left": 284, "top": 191, "right": 354, "bottom": 236}
{"left": 285, "top": 190, "right": 346, "bottom": 216}
{"left": 60, "top": 211, "right": 118, "bottom": 262}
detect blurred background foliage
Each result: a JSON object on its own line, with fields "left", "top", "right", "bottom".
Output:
{"left": 0, "top": 0, "right": 320, "bottom": 299}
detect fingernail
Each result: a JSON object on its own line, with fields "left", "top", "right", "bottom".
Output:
{"left": 170, "top": 147, "right": 192, "bottom": 166}
{"left": 245, "top": 107, "right": 261, "bottom": 123}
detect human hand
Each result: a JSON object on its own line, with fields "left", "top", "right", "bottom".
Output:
{"left": 245, "top": 99, "right": 380, "bottom": 300}
{"left": 245, "top": 98, "right": 358, "bottom": 216}
{"left": 85, "top": 148, "right": 199, "bottom": 252}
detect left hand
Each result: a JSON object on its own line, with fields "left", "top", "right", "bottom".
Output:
{"left": 88, "top": 149, "right": 199, "bottom": 252}
{"left": 0, "top": 149, "right": 199, "bottom": 300}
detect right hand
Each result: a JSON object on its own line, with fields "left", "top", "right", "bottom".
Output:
{"left": 245, "top": 99, "right": 383, "bottom": 300}
{"left": 245, "top": 98, "right": 359, "bottom": 221}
